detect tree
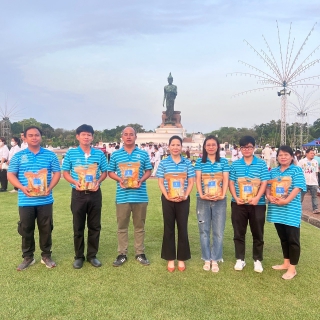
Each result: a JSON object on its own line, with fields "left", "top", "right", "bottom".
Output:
{"left": 310, "top": 118, "right": 320, "bottom": 139}
{"left": 11, "top": 122, "right": 23, "bottom": 136}
{"left": 41, "top": 123, "right": 55, "bottom": 138}
{"left": 126, "top": 123, "right": 146, "bottom": 133}
{"left": 18, "top": 118, "right": 43, "bottom": 130}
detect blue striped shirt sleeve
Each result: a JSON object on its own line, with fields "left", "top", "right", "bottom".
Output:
{"left": 156, "top": 160, "right": 165, "bottom": 178}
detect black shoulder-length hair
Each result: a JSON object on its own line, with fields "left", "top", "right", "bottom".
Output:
{"left": 201, "top": 135, "right": 221, "bottom": 163}
{"left": 277, "top": 145, "right": 294, "bottom": 165}
{"left": 169, "top": 135, "right": 182, "bottom": 145}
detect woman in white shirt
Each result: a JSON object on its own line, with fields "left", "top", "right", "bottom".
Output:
{"left": 8, "top": 137, "right": 21, "bottom": 164}
{"left": 151, "top": 146, "right": 161, "bottom": 176}
{"left": 8, "top": 137, "right": 21, "bottom": 192}
{"left": 0, "top": 137, "right": 10, "bottom": 192}
{"left": 150, "top": 152, "right": 156, "bottom": 168}
{"left": 219, "top": 147, "right": 226, "bottom": 158}
{"left": 231, "top": 145, "right": 239, "bottom": 162}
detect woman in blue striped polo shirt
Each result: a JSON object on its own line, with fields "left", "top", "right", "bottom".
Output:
{"left": 266, "top": 145, "right": 306, "bottom": 280}
{"left": 195, "top": 136, "right": 230, "bottom": 272}
{"left": 157, "top": 135, "right": 195, "bottom": 272}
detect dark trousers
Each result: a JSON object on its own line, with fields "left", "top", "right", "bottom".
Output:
{"left": 18, "top": 204, "right": 53, "bottom": 258}
{"left": 161, "top": 195, "right": 191, "bottom": 261}
{"left": 274, "top": 223, "right": 300, "bottom": 265}
{"left": 0, "top": 169, "right": 8, "bottom": 190}
{"left": 231, "top": 202, "right": 266, "bottom": 261}
{"left": 71, "top": 188, "right": 102, "bottom": 260}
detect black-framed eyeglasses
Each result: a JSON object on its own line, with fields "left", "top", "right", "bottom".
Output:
{"left": 240, "top": 146, "right": 254, "bottom": 150}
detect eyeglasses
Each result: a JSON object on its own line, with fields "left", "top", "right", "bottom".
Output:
{"left": 240, "top": 146, "right": 254, "bottom": 150}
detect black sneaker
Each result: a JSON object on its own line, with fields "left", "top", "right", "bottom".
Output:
{"left": 113, "top": 254, "right": 127, "bottom": 267}
{"left": 17, "top": 257, "right": 35, "bottom": 271}
{"left": 41, "top": 256, "right": 56, "bottom": 268}
{"left": 135, "top": 254, "right": 150, "bottom": 266}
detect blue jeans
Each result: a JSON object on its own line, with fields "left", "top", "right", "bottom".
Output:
{"left": 301, "top": 185, "right": 318, "bottom": 211}
{"left": 196, "top": 197, "right": 226, "bottom": 261}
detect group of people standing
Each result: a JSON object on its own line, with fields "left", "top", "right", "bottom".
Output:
{"left": 5, "top": 125, "right": 306, "bottom": 280}
{"left": 193, "top": 135, "right": 304, "bottom": 280}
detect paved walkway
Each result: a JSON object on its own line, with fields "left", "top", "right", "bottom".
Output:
{"left": 302, "top": 193, "right": 320, "bottom": 228}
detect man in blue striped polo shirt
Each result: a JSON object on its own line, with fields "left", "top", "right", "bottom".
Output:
{"left": 229, "top": 136, "right": 270, "bottom": 273}
{"left": 62, "top": 124, "right": 108, "bottom": 269}
{"left": 8, "top": 126, "right": 61, "bottom": 271}
{"left": 108, "top": 127, "right": 152, "bottom": 267}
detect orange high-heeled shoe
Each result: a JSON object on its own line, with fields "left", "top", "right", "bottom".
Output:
{"left": 167, "top": 266, "right": 175, "bottom": 272}
{"left": 178, "top": 262, "right": 186, "bottom": 272}
{"left": 167, "top": 261, "right": 175, "bottom": 272}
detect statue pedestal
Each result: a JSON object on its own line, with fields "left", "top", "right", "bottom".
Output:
{"left": 136, "top": 110, "right": 186, "bottom": 144}
{"left": 136, "top": 126, "right": 187, "bottom": 145}
{"left": 160, "top": 111, "right": 182, "bottom": 128}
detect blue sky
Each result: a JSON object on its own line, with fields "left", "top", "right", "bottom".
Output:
{"left": 0, "top": 0, "right": 319, "bottom": 133}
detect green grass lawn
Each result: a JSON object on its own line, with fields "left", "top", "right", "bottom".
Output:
{"left": 1, "top": 178, "right": 319, "bottom": 319}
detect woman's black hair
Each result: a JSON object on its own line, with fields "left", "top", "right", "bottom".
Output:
{"left": 201, "top": 135, "right": 221, "bottom": 163}
{"left": 277, "top": 145, "right": 294, "bottom": 165}
{"left": 169, "top": 135, "right": 182, "bottom": 145}
{"left": 12, "top": 136, "right": 20, "bottom": 147}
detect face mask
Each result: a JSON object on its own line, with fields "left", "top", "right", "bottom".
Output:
{"left": 0, "top": 142, "right": 3, "bottom": 147}
{"left": 11, "top": 141, "right": 16, "bottom": 147}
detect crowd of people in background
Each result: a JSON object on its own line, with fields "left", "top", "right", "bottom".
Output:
{"left": 2, "top": 126, "right": 319, "bottom": 281}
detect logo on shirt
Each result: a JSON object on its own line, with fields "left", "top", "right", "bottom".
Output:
{"left": 20, "top": 155, "right": 28, "bottom": 163}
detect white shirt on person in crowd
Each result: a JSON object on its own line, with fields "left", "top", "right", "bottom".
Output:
{"left": 231, "top": 149, "right": 239, "bottom": 162}
{"left": 8, "top": 144, "right": 21, "bottom": 162}
{"left": 158, "top": 146, "right": 164, "bottom": 157}
{"left": 151, "top": 150, "right": 161, "bottom": 176}
{"left": 150, "top": 154, "right": 155, "bottom": 165}
{"left": 219, "top": 149, "right": 226, "bottom": 158}
{"left": 262, "top": 145, "right": 272, "bottom": 159}
{"left": 0, "top": 143, "right": 9, "bottom": 168}
{"left": 20, "top": 141, "right": 28, "bottom": 150}
{"left": 298, "top": 157, "right": 319, "bottom": 186}
{"left": 147, "top": 146, "right": 154, "bottom": 159}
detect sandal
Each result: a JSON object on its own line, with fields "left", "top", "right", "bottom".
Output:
{"left": 211, "top": 262, "right": 219, "bottom": 273}
{"left": 282, "top": 271, "right": 297, "bottom": 280}
{"left": 272, "top": 264, "right": 288, "bottom": 270}
{"left": 203, "top": 261, "right": 211, "bottom": 271}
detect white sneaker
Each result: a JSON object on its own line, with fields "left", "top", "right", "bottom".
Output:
{"left": 254, "top": 260, "right": 263, "bottom": 273}
{"left": 9, "top": 189, "right": 17, "bottom": 193}
{"left": 234, "top": 259, "right": 246, "bottom": 271}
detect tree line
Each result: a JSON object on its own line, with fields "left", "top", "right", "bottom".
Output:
{"left": 11, "top": 118, "right": 151, "bottom": 148}
{"left": 207, "top": 119, "right": 320, "bottom": 148}
{"left": 10, "top": 117, "right": 320, "bottom": 148}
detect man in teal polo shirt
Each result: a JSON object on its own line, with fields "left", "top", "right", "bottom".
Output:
{"left": 8, "top": 126, "right": 61, "bottom": 271}
{"left": 62, "top": 124, "right": 108, "bottom": 269}
{"left": 229, "top": 136, "right": 270, "bottom": 273}
{"left": 108, "top": 127, "right": 152, "bottom": 266}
